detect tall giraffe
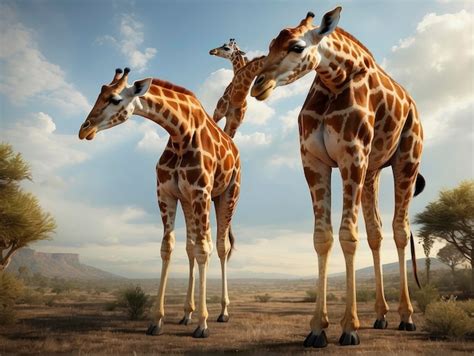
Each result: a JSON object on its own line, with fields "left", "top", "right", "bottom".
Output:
{"left": 78, "top": 68, "right": 241, "bottom": 338}
{"left": 251, "top": 8, "right": 424, "bottom": 347}
{"left": 211, "top": 51, "right": 266, "bottom": 137}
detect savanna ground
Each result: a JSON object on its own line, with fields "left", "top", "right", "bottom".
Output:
{"left": 1, "top": 279, "right": 473, "bottom": 355}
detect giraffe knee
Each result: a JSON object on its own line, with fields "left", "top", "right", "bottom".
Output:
{"left": 216, "top": 237, "right": 230, "bottom": 259}
{"left": 367, "top": 229, "right": 383, "bottom": 250}
{"left": 393, "top": 222, "right": 410, "bottom": 249}
{"left": 313, "top": 231, "right": 333, "bottom": 255}
{"left": 186, "top": 239, "right": 195, "bottom": 259}
{"left": 194, "top": 238, "right": 211, "bottom": 264}
{"left": 161, "top": 233, "right": 176, "bottom": 260}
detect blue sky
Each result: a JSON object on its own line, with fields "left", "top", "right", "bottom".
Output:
{"left": 1, "top": 0, "right": 473, "bottom": 278}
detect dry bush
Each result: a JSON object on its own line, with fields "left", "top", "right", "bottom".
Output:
{"left": 424, "top": 300, "right": 473, "bottom": 339}
{"left": 254, "top": 293, "right": 271, "bottom": 303}
{"left": 458, "top": 299, "right": 474, "bottom": 316}
{"left": 119, "top": 286, "right": 150, "bottom": 320}
{"left": 0, "top": 272, "right": 24, "bottom": 324}
{"left": 327, "top": 292, "right": 338, "bottom": 302}
{"left": 414, "top": 284, "right": 439, "bottom": 313}
{"left": 357, "top": 289, "right": 375, "bottom": 302}
{"left": 384, "top": 287, "right": 400, "bottom": 302}
{"left": 304, "top": 290, "right": 316, "bottom": 302}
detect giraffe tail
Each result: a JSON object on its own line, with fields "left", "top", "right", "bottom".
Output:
{"left": 410, "top": 231, "right": 421, "bottom": 289}
{"left": 413, "top": 173, "right": 425, "bottom": 197}
{"left": 227, "top": 225, "right": 235, "bottom": 260}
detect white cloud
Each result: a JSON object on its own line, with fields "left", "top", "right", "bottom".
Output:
{"left": 234, "top": 131, "right": 271, "bottom": 147}
{"left": 267, "top": 71, "right": 316, "bottom": 103}
{"left": 280, "top": 106, "right": 302, "bottom": 135}
{"left": 0, "top": 4, "right": 90, "bottom": 115}
{"left": 97, "top": 14, "right": 157, "bottom": 73}
{"left": 267, "top": 152, "right": 300, "bottom": 170}
{"left": 136, "top": 129, "right": 168, "bottom": 153}
{"left": 384, "top": 10, "right": 474, "bottom": 144}
{"left": 245, "top": 49, "right": 266, "bottom": 60}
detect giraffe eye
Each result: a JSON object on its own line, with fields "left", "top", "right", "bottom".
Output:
{"left": 223, "top": 46, "right": 231, "bottom": 51}
{"left": 110, "top": 97, "right": 122, "bottom": 105}
{"left": 289, "top": 45, "right": 305, "bottom": 54}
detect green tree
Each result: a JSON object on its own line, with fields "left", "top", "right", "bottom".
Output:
{"left": 420, "top": 231, "right": 434, "bottom": 284}
{"left": 414, "top": 181, "right": 474, "bottom": 293}
{"left": 437, "top": 244, "right": 465, "bottom": 279}
{"left": 0, "top": 143, "right": 56, "bottom": 270}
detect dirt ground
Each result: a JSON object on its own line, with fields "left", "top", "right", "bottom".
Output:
{"left": 1, "top": 280, "right": 473, "bottom": 355}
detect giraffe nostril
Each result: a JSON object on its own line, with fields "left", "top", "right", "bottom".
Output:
{"left": 82, "top": 121, "right": 91, "bottom": 129}
{"left": 255, "top": 75, "right": 265, "bottom": 86}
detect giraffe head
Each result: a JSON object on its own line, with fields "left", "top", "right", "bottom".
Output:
{"left": 78, "top": 68, "right": 152, "bottom": 140}
{"left": 251, "top": 7, "right": 342, "bottom": 101}
{"left": 209, "top": 38, "right": 246, "bottom": 60}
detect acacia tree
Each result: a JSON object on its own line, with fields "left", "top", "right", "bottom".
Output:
{"left": 420, "top": 231, "right": 434, "bottom": 284}
{"left": 414, "top": 181, "right": 473, "bottom": 293}
{"left": 437, "top": 244, "right": 465, "bottom": 278}
{"left": 0, "top": 143, "right": 56, "bottom": 270}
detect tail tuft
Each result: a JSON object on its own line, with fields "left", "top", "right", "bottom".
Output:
{"left": 410, "top": 232, "right": 421, "bottom": 289}
{"left": 414, "top": 173, "right": 426, "bottom": 197}
{"left": 227, "top": 226, "right": 235, "bottom": 260}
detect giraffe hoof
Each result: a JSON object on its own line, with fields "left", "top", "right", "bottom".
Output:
{"left": 192, "top": 326, "right": 210, "bottom": 338}
{"left": 145, "top": 323, "right": 163, "bottom": 336}
{"left": 398, "top": 321, "right": 416, "bottom": 331}
{"left": 217, "top": 314, "right": 229, "bottom": 323}
{"left": 303, "top": 330, "right": 328, "bottom": 348}
{"left": 373, "top": 319, "right": 388, "bottom": 329}
{"left": 179, "top": 317, "right": 192, "bottom": 325}
{"left": 338, "top": 331, "right": 360, "bottom": 346}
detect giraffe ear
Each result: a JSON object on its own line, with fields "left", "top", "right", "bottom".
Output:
{"left": 133, "top": 78, "right": 152, "bottom": 97}
{"left": 311, "top": 6, "right": 342, "bottom": 41}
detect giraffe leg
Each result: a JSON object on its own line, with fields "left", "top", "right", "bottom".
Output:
{"left": 215, "top": 175, "right": 240, "bottom": 322}
{"left": 213, "top": 96, "right": 228, "bottom": 123}
{"left": 191, "top": 189, "right": 213, "bottom": 338}
{"left": 362, "top": 170, "right": 389, "bottom": 329}
{"left": 301, "top": 156, "right": 333, "bottom": 349}
{"left": 178, "top": 202, "right": 195, "bottom": 326}
{"left": 391, "top": 118, "right": 423, "bottom": 331}
{"left": 337, "top": 152, "right": 368, "bottom": 346}
{"left": 146, "top": 190, "right": 177, "bottom": 336}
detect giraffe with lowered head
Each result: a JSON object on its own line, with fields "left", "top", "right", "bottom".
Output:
{"left": 251, "top": 8, "right": 425, "bottom": 347}
{"left": 78, "top": 68, "right": 241, "bottom": 338}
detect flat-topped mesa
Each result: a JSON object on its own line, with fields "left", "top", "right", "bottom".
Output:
{"left": 213, "top": 55, "right": 266, "bottom": 138}
{"left": 78, "top": 68, "right": 241, "bottom": 339}
{"left": 209, "top": 38, "right": 248, "bottom": 73}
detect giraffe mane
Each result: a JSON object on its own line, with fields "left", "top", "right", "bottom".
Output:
{"left": 151, "top": 78, "right": 197, "bottom": 98}
{"left": 334, "top": 27, "right": 374, "bottom": 59}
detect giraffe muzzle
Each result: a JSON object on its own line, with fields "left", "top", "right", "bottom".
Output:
{"left": 251, "top": 76, "right": 276, "bottom": 101}
{"left": 78, "top": 120, "right": 97, "bottom": 140}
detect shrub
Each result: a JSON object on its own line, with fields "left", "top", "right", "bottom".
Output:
{"left": 105, "top": 302, "right": 118, "bottom": 311}
{"left": 16, "top": 288, "right": 43, "bottom": 305}
{"left": 119, "top": 286, "right": 150, "bottom": 320}
{"left": 424, "top": 300, "right": 473, "bottom": 339}
{"left": 304, "top": 290, "right": 317, "bottom": 302}
{"left": 327, "top": 292, "right": 338, "bottom": 302}
{"left": 414, "top": 284, "right": 439, "bottom": 313}
{"left": 0, "top": 272, "right": 24, "bottom": 324}
{"left": 357, "top": 289, "right": 375, "bottom": 302}
{"left": 458, "top": 299, "right": 474, "bottom": 317}
{"left": 254, "top": 293, "right": 271, "bottom": 303}
{"left": 384, "top": 288, "right": 400, "bottom": 302}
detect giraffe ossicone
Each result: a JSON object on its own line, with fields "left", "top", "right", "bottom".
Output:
{"left": 79, "top": 68, "right": 241, "bottom": 338}
{"left": 251, "top": 6, "right": 424, "bottom": 347}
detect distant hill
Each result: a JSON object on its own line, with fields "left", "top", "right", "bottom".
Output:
{"left": 6, "top": 248, "right": 125, "bottom": 280}
{"left": 330, "top": 258, "right": 448, "bottom": 279}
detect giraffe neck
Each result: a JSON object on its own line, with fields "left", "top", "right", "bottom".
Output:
{"left": 230, "top": 52, "right": 247, "bottom": 73}
{"left": 133, "top": 82, "right": 196, "bottom": 144}
{"left": 230, "top": 56, "right": 266, "bottom": 105}
{"left": 315, "top": 31, "right": 374, "bottom": 93}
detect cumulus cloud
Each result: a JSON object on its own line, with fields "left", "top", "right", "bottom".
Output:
{"left": 267, "top": 72, "right": 316, "bottom": 103}
{"left": 0, "top": 4, "right": 90, "bottom": 115}
{"left": 280, "top": 106, "right": 302, "bottom": 135}
{"left": 384, "top": 10, "right": 474, "bottom": 144}
{"left": 97, "top": 14, "right": 157, "bottom": 72}
{"left": 136, "top": 128, "right": 169, "bottom": 154}
{"left": 233, "top": 131, "right": 271, "bottom": 147}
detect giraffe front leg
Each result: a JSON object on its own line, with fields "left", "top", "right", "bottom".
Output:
{"left": 191, "top": 189, "right": 212, "bottom": 338}
{"left": 179, "top": 202, "right": 196, "bottom": 326}
{"left": 300, "top": 157, "right": 333, "bottom": 349}
{"left": 146, "top": 191, "right": 177, "bottom": 336}
{"left": 337, "top": 155, "right": 368, "bottom": 346}
{"left": 362, "top": 170, "right": 389, "bottom": 329}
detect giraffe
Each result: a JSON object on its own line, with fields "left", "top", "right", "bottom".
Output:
{"left": 251, "top": 8, "right": 425, "bottom": 347}
{"left": 211, "top": 53, "right": 266, "bottom": 138}
{"left": 209, "top": 38, "right": 248, "bottom": 73}
{"left": 78, "top": 68, "right": 241, "bottom": 338}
